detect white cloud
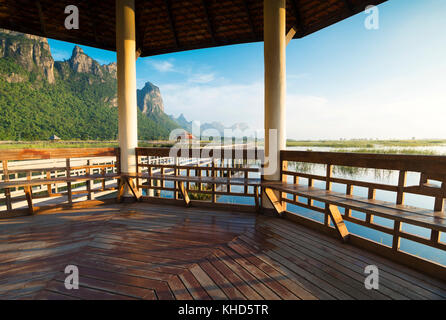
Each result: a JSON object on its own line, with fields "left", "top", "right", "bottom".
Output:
{"left": 150, "top": 60, "right": 175, "bottom": 72}
{"left": 160, "top": 67, "right": 446, "bottom": 140}
{"left": 188, "top": 73, "right": 215, "bottom": 84}
{"left": 286, "top": 70, "right": 446, "bottom": 140}
{"left": 160, "top": 81, "right": 328, "bottom": 139}
{"left": 162, "top": 82, "right": 264, "bottom": 130}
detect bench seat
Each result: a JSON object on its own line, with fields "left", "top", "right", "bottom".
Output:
{"left": 128, "top": 173, "right": 262, "bottom": 186}
{"left": 263, "top": 182, "right": 446, "bottom": 233}
{"left": 0, "top": 173, "right": 122, "bottom": 215}
{"left": 0, "top": 173, "right": 120, "bottom": 189}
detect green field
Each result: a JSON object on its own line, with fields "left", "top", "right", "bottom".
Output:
{"left": 0, "top": 141, "right": 174, "bottom": 149}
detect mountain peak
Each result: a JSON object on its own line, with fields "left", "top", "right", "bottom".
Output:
{"left": 0, "top": 28, "right": 55, "bottom": 83}
{"left": 137, "top": 81, "right": 164, "bottom": 114}
{"left": 71, "top": 45, "right": 84, "bottom": 57}
{"left": 68, "top": 45, "right": 104, "bottom": 76}
{"left": 142, "top": 81, "right": 158, "bottom": 90}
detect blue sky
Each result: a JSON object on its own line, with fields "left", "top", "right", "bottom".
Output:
{"left": 48, "top": 0, "right": 446, "bottom": 140}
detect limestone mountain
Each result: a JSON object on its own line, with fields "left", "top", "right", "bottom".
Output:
{"left": 0, "top": 29, "right": 54, "bottom": 83}
{"left": 171, "top": 113, "right": 251, "bottom": 137}
{"left": 67, "top": 46, "right": 117, "bottom": 79}
{"left": 0, "top": 29, "right": 178, "bottom": 140}
{"left": 137, "top": 81, "right": 164, "bottom": 114}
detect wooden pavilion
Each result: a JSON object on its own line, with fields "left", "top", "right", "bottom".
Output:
{"left": 1, "top": 0, "right": 446, "bottom": 300}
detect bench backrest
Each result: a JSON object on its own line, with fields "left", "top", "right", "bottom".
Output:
{"left": 281, "top": 150, "right": 446, "bottom": 212}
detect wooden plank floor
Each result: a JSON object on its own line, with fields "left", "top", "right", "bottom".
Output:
{"left": 0, "top": 203, "right": 445, "bottom": 300}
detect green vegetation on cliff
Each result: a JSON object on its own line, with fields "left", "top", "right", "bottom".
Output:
{"left": 0, "top": 30, "right": 179, "bottom": 141}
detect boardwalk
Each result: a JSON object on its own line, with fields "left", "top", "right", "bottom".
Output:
{"left": 0, "top": 203, "right": 445, "bottom": 300}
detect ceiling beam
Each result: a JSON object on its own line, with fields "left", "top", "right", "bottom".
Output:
{"left": 290, "top": 0, "right": 305, "bottom": 37}
{"left": 343, "top": 0, "right": 354, "bottom": 12}
{"left": 164, "top": 0, "right": 179, "bottom": 48}
{"left": 201, "top": 0, "right": 216, "bottom": 44}
{"left": 6, "top": 0, "right": 19, "bottom": 31}
{"left": 135, "top": 1, "right": 144, "bottom": 54}
{"left": 35, "top": 1, "right": 47, "bottom": 36}
{"left": 286, "top": 26, "right": 296, "bottom": 46}
{"left": 86, "top": 1, "right": 100, "bottom": 46}
{"left": 242, "top": 0, "right": 256, "bottom": 39}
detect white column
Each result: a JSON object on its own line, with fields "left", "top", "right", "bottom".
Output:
{"left": 116, "top": 0, "right": 138, "bottom": 177}
{"left": 263, "top": 0, "right": 287, "bottom": 207}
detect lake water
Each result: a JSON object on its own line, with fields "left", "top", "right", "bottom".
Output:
{"left": 157, "top": 146, "right": 446, "bottom": 266}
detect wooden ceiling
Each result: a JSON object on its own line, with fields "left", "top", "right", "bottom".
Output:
{"left": 0, "top": 0, "right": 387, "bottom": 57}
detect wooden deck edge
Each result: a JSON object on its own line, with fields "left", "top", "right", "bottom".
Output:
{"left": 140, "top": 196, "right": 258, "bottom": 213}
{"left": 283, "top": 211, "right": 446, "bottom": 282}
{"left": 0, "top": 198, "right": 117, "bottom": 219}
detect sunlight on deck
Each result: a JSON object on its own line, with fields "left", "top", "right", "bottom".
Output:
{"left": 0, "top": 203, "right": 445, "bottom": 300}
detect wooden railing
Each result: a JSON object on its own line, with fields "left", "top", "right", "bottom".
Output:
{"left": 280, "top": 150, "right": 446, "bottom": 273}
{"left": 0, "top": 148, "right": 120, "bottom": 216}
{"left": 135, "top": 147, "right": 263, "bottom": 210}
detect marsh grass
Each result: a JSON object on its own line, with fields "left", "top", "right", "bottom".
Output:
{"left": 287, "top": 139, "right": 446, "bottom": 148}
{"left": 335, "top": 148, "right": 439, "bottom": 155}
{"left": 187, "top": 184, "right": 213, "bottom": 201}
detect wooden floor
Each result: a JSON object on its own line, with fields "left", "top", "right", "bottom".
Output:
{"left": 0, "top": 203, "right": 445, "bottom": 300}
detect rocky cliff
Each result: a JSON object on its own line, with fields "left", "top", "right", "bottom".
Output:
{"left": 137, "top": 81, "right": 165, "bottom": 114}
{"left": 0, "top": 29, "right": 179, "bottom": 140}
{"left": 0, "top": 28, "right": 54, "bottom": 83}
{"left": 68, "top": 45, "right": 117, "bottom": 79}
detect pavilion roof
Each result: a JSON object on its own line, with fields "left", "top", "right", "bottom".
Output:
{"left": 0, "top": 0, "right": 387, "bottom": 57}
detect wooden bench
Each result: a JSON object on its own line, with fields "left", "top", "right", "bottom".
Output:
{"left": 0, "top": 148, "right": 125, "bottom": 215}
{"left": 0, "top": 173, "right": 124, "bottom": 214}
{"left": 263, "top": 181, "right": 446, "bottom": 244}
{"left": 134, "top": 147, "right": 264, "bottom": 209}
{"left": 264, "top": 150, "right": 446, "bottom": 253}
{"left": 127, "top": 173, "right": 261, "bottom": 209}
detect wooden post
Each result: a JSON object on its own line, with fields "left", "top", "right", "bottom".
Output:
{"left": 345, "top": 184, "right": 354, "bottom": 217}
{"left": 293, "top": 175, "right": 299, "bottom": 202}
{"left": 212, "top": 159, "right": 217, "bottom": 203}
{"left": 396, "top": 170, "right": 407, "bottom": 205}
{"left": 327, "top": 204, "right": 349, "bottom": 242}
{"left": 24, "top": 185, "right": 34, "bottom": 215}
{"left": 281, "top": 160, "right": 288, "bottom": 211}
{"left": 307, "top": 178, "right": 314, "bottom": 206}
{"left": 46, "top": 171, "right": 52, "bottom": 196}
{"left": 198, "top": 167, "right": 202, "bottom": 191}
{"left": 85, "top": 160, "right": 92, "bottom": 200}
{"left": 392, "top": 220, "right": 402, "bottom": 251}
{"left": 324, "top": 164, "right": 333, "bottom": 226}
{"left": 431, "top": 229, "right": 440, "bottom": 245}
{"left": 186, "top": 168, "right": 190, "bottom": 191}
{"left": 179, "top": 181, "right": 191, "bottom": 207}
{"left": 2, "top": 160, "right": 12, "bottom": 212}
{"left": 175, "top": 157, "right": 179, "bottom": 200}
{"left": 116, "top": 0, "right": 138, "bottom": 199}
{"left": 265, "top": 187, "right": 285, "bottom": 217}
{"left": 101, "top": 168, "right": 106, "bottom": 190}
{"left": 368, "top": 187, "right": 376, "bottom": 200}
{"left": 66, "top": 158, "right": 72, "bottom": 204}
{"left": 254, "top": 186, "right": 260, "bottom": 212}
{"left": 227, "top": 161, "right": 231, "bottom": 194}
{"left": 434, "top": 181, "right": 445, "bottom": 212}
{"left": 262, "top": 0, "right": 287, "bottom": 209}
